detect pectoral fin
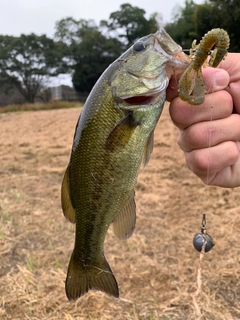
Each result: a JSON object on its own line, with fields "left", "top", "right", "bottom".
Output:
{"left": 61, "top": 165, "right": 76, "bottom": 223}
{"left": 141, "top": 131, "right": 154, "bottom": 169}
{"left": 113, "top": 190, "right": 136, "bottom": 240}
{"left": 105, "top": 112, "right": 139, "bottom": 152}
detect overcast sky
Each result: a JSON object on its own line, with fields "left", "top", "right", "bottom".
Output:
{"left": 0, "top": 0, "right": 203, "bottom": 86}
{"left": 0, "top": 0, "right": 203, "bottom": 37}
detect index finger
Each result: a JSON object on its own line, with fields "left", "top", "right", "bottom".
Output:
{"left": 169, "top": 89, "right": 233, "bottom": 130}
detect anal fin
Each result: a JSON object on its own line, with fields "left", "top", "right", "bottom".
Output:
{"left": 113, "top": 190, "right": 136, "bottom": 240}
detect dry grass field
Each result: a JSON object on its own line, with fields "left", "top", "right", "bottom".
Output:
{"left": 0, "top": 104, "right": 240, "bottom": 319}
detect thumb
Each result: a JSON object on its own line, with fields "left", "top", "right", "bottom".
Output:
{"left": 166, "top": 73, "right": 182, "bottom": 102}
{"left": 202, "top": 67, "right": 230, "bottom": 93}
{"left": 166, "top": 67, "right": 230, "bottom": 102}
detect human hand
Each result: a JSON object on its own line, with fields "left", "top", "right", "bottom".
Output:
{"left": 166, "top": 53, "right": 240, "bottom": 187}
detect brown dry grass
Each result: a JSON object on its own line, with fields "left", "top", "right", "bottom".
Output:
{"left": 0, "top": 101, "right": 83, "bottom": 113}
{"left": 0, "top": 104, "right": 240, "bottom": 320}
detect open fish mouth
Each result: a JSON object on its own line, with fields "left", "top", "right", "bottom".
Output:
{"left": 121, "top": 77, "right": 169, "bottom": 106}
{"left": 124, "top": 95, "right": 157, "bottom": 105}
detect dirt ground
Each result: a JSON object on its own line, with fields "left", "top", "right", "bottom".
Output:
{"left": 0, "top": 104, "right": 240, "bottom": 320}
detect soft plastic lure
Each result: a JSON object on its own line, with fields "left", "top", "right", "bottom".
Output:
{"left": 179, "top": 28, "right": 230, "bottom": 105}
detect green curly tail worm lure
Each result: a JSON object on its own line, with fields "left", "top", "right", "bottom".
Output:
{"left": 179, "top": 28, "right": 230, "bottom": 105}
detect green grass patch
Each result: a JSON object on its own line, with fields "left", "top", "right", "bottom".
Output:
{"left": 26, "top": 255, "right": 35, "bottom": 272}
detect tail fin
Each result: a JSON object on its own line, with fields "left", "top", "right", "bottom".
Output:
{"left": 65, "top": 252, "right": 119, "bottom": 300}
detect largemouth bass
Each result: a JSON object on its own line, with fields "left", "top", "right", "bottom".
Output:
{"left": 61, "top": 28, "right": 190, "bottom": 300}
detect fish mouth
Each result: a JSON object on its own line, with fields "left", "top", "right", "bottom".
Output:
{"left": 123, "top": 95, "right": 156, "bottom": 105}
{"left": 122, "top": 87, "right": 167, "bottom": 106}
{"left": 121, "top": 77, "right": 169, "bottom": 106}
{"left": 154, "top": 28, "right": 190, "bottom": 68}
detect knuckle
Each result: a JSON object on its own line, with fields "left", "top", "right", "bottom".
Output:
{"left": 186, "top": 150, "right": 209, "bottom": 174}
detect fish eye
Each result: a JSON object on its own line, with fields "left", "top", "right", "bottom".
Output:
{"left": 133, "top": 41, "right": 146, "bottom": 52}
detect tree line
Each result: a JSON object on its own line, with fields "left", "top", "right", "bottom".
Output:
{"left": 0, "top": 1, "right": 239, "bottom": 104}
{"left": 165, "top": 0, "right": 240, "bottom": 51}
